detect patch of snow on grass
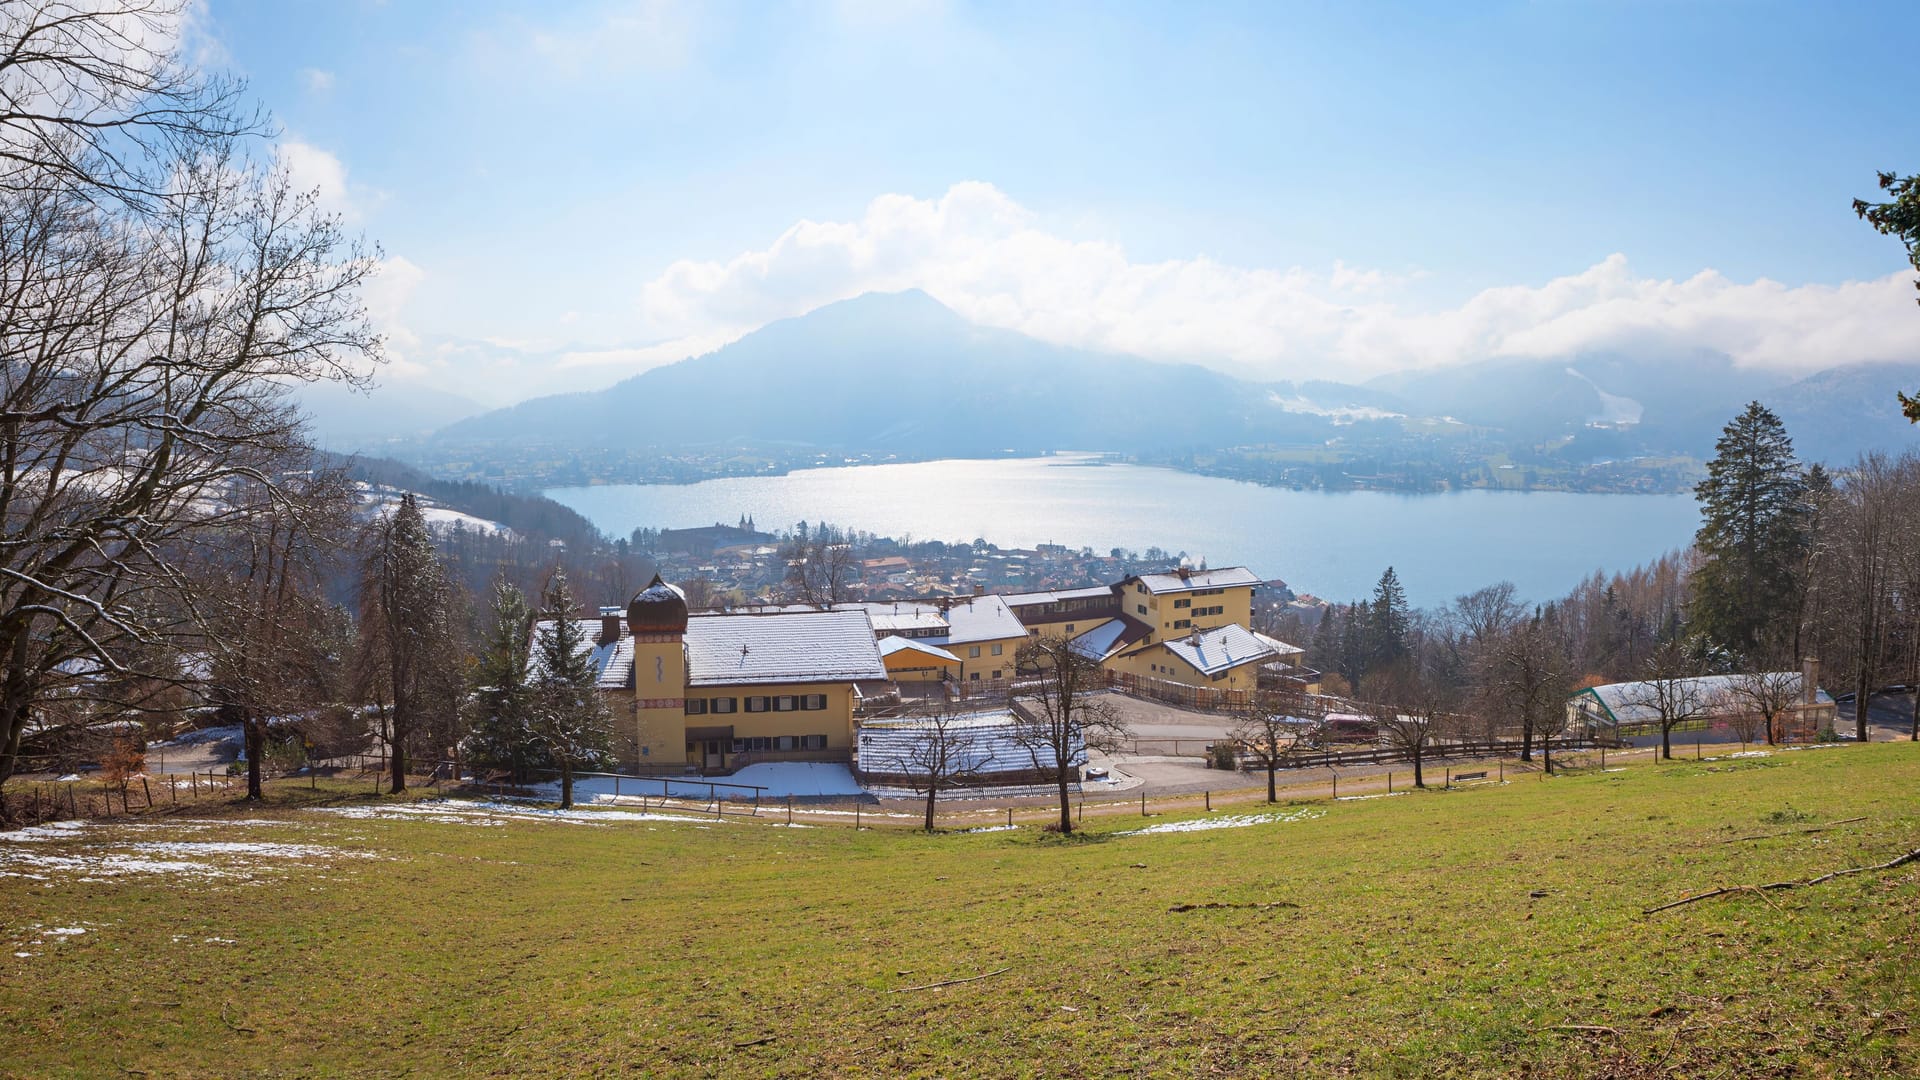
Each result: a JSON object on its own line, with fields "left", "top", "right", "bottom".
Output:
{"left": 1120, "top": 808, "right": 1324, "bottom": 837}
{"left": 308, "top": 800, "right": 718, "bottom": 827}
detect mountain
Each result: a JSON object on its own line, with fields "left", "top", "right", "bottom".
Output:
{"left": 435, "top": 290, "right": 1380, "bottom": 455}
{"left": 431, "top": 289, "right": 1920, "bottom": 473}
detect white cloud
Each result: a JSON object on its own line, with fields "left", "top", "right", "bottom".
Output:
{"left": 637, "top": 182, "right": 1920, "bottom": 382}
{"left": 274, "top": 139, "right": 369, "bottom": 221}
{"left": 300, "top": 68, "right": 335, "bottom": 93}
{"left": 361, "top": 256, "right": 426, "bottom": 378}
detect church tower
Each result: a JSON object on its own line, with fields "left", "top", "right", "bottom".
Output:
{"left": 626, "top": 574, "right": 689, "bottom": 766}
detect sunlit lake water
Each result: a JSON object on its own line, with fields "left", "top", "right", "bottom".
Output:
{"left": 546, "top": 457, "right": 1699, "bottom": 608}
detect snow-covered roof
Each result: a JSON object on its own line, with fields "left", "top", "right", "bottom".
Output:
{"left": 1129, "top": 567, "right": 1262, "bottom": 595}
{"left": 528, "top": 620, "right": 633, "bottom": 689}
{"left": 1252, "top": 631, "right": 1305, "bottom": 660}
{"left": 685, "top": 610, "right": 887, "bottom": 686}
{"left": 858, "top": 710, "right": 1086, "bottom": 778}
{"left": 1574, "top": 673, "right": 1832, "bottom": 725}
{"left": 996, "top": 586, "right": 1116, "bottom": 607}
{"left": 928, "top": 594, "right": 1026, "bottom": 645}
{"left": 1069, "top": 619, "right": 1131, "bottom": 661}
{"left": 879, "top": 636, "right": 961, "bottom": 664}
{"left": 860, "top": 606, "right": 951, "bottom": 634}
{"left": 1159, "top": 624, "right": 1288, "bottom": 676}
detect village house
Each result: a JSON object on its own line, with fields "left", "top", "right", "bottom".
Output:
{"left": 543, "top": 577, "right": 888, "bottom": 773}
{"left": 1567, "top": 661, "right": 1838, "bottom": 744}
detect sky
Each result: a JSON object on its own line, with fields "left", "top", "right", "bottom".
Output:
{"left": 196, "top": 0, "right": 1920, "bottom": 406}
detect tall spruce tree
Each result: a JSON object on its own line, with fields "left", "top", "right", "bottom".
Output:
{"left": 1367, "top": 567, "right": 1411, "bottom": 672}
{"left": 1690, "top": 403, "right": 1810, "bottom": 662}
{"left": 1852, "top": 170, "right": 1920, "bottom": 420}
{"left": 529, "top": 570, "right": 614, "bottom": 810}
{"left": 357, "top": 495, "right": 457, "bottom": 794}
{"left": 465, "top": 575, "right": 544, "bottom": 778}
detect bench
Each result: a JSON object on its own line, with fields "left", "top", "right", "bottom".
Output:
{"left": 1449, "top": 770, "right": 1489, "bottom": 787}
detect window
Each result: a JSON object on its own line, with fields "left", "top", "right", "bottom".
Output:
{"left": 774, "top": 695, "right": 797, "bottom": 711}
{"left": 801, "top": 694, "right": 827, "bottom": 710}
{"left": 776, "top": 735, "right": 797, "bottom": 751}
{"left": 1174, "top": 598, "right": 1190, "bottom": 609}
{"left": 1065, "top": 624, "right": 1075, "bottom": 633}
{"left": 991, "top": 643, "right": 1003, "bottom": 656}
{"left": 710, "top": 697, "right": 737, "bottom": 714}
{"left": 969, "top": 672, "right": 980, "bottom": 681}
{"left": 1173, "top": 619, "right": 1191, "bottom": 630}
{"left": 745, "top": 696, "right": 769, "bottom": 712}
{"left": 991, "top": 670, "right": 1003, "bottom": 680}
{"left": 1136, "top": 604, "right": 1148, "bottom": 616}
{"left": 969, "top": 646, "right": 981, "bottom": 658}
{"left": 805, "top": 734, "right": 828, "bottom": 750}
{"left": 684, "top": 699, "right": 707, "bottom": 715}
{"left": 749, "top": 736, "right": 771, "bottom": 751}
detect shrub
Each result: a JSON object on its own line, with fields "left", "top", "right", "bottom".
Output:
{"left": 1760, "top": 804, "right": 1815, "bottom": 825}
{"left": 1210, "top": 742, "right": 1238, "bottom": 771}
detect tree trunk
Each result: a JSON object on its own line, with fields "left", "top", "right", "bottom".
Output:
{"left": 1855, "top": 681, "right": 1871, "bottom": 744}
{"left": 389, "top": 700, "right": 409, "bottom": 795}
{"left": 1909, "top": 690, "right": 1918, "bottom": 741}
{"left": 1412, "top": 745, "right": 1424, "bottom": 789}
{"left": 1055, "top": 764, "right": 1073, "bottom": 835}
{"left": 244, "top": 717, "right": 265, "bottom": 801}
{"left": 559, "top": 762, "right": 574, "bottom": 810}
{"left": 1519, "top": 723, "right": 1533, "bottom": 763}
{"left": 1661, "top": 723, "right": 1672, "bottom": 760}
{"left": 924, "top": 786, "right": 936, "bottom": 831}
{"left": 1266, "top": 762, "right": 1277, "bottom": 804}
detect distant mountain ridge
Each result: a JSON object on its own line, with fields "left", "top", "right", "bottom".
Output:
{"left": 432, "top": 289, "right": 1920, "bottom": 468}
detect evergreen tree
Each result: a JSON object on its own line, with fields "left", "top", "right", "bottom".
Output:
{"left": 464, "top": 574, "right": 546, "bottom": 778}
{"left": 1690, "top": 403, "right": 1810, "bottom": 662}
{"left": 357, "top": 494, "right": 458, "bottom": 794}
{"left": 1367, "top": 567, "right": 1411, "bottom": 672}
{"left": 529, "top": 569, "right": 614, "bottom": 809}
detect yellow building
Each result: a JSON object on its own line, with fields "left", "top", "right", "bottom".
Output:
{"left": 1105, "top": 624, "right": 1305, "bottom": 695}
{"left": 878, "top": 637, "right": 962, "bottom": 682}
{"left": 1112, "top": 567, "right": 1260, "bottom": 644}
{"left": 854, "top": 595, "right": 1029, "bottom": 687}
{"left": 558, "top": 577, "right": 888, "bottom": 774}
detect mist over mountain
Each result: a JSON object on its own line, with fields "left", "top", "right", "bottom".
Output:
{"left": 430, "top": 289, "right": 1920, "bottom": 470}
{"left": 298, "top": 381, "right": 488, "bottom": 452}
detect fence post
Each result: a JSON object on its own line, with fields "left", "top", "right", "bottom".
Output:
{"left": 68, "top": 783, "right": 77, "bottom": 817}
{"left": 1140, "top": 791, "right": 1147, "bottom": 817}
{"left": 787, "top": 794, "right": 793, "bottom": 825}
{"left": 855, "top": 802, "right": 861, "bottom": 830}
{"left": 1388, "top": 772, "right": 1392, "bottom": 794}
{"left": 1331, "top": 772, "right": 1337, "bottom": 800}
{"left": 1498, "top": 761, "right": 1504, "bottom": 783}
{"left": 1205, "top": 790, "right": 1211, "bottom": 812}
{"left": 141, "top": 777, "right": 152, "bottom": 808}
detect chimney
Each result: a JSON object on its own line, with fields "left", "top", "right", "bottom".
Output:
{"left": 1177, "top": 566, "right": 1192, "bottom": 581}
{"left": 1801, "top": 657, "right": 1819, "bottom": 706}
{"left": 598, "top": 606, "right": 623, "bottom": 646}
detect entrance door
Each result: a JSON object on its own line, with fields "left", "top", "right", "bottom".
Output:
{"left": 703, "top": 739, "right": 725, "bottom": 769}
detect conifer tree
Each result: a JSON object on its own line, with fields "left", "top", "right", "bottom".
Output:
{"left": 465, "top": 575, "right": 545, "bottom": 778}
{"left": 1368, "top": 567, "right": 1411, "bottom": 672}
{"left": 529, "top": 570, "right": 614, "bottom": 810}
{"left": 358, "top": 495, "right": 457, "bottom": 794}
{"left": 1690, "top": 403, "right": 1810, "bottom": 662}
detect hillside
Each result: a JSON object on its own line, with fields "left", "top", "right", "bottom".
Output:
{"left": 4, "top": 743, "right": 1916, "bottom": 1076}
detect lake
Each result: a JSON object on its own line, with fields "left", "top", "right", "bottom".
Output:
{"left": 546, "top": 457, "right": 1700, "bottom": 608}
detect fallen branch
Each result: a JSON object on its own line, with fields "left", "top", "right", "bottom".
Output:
{"left": 1645, "top": 847, "right": 1920, "bottom": 915}
{"left": 219, "top": 1002, "right": 256, "bottom": 1034}
{"left": 732, "top": 1036, "right": 777, "bottom": 1050}
{"left": 1721, "top": 816, "right": 1867, "bottom": 843}
{"left": 1168, "top": 901, "right": 1300, "bottom": 913}
{"left": 889, "top": 967, "right": 1010, "bottom": 993}
{"left": 1547, "top": 1024, "right": 1620, "bottom": 1036}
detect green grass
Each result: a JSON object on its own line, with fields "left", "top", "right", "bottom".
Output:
{"left": 4, "top": 745, "right": 1919, "bottom": 1078}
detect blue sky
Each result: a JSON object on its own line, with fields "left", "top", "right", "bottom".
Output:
{"left": 201, "top": 1, "right": 1920, "bottom": 403}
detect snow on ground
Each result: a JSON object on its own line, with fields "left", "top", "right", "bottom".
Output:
{"left": 1119, "top": 807, "right": 1324, "bottom": 837}
{"left": 0, "top": 818, "right": 378, "bottom": 883}
{"left": 8, "top": 922, "right": 105, "bottom": 959}
{"left": 308, "top": 799, "right": 721, "bottom": 827}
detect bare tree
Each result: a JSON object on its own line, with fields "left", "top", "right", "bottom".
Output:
{"left": 1822, "top": 454, "right": 1899, "bottom": 742}
{"left": 1620, "top": 639, "right": 1711, "bottom": 761}
{"left": 1482, "top": 610, "right": 1571, "bottom": 762}
{"left": 1366, "top": 660, "right": 1446, "bottom": 788}
{"left": 868, "top": 703, "right": 985, "bottom": 830}
{"left": 196, "top": 469, "right": 354, "bottom": 800}
{"left": 0, "top": 1, "right": 261, "bottom": 205}
{"left": 1726, "top": 668, "right": 1800, "bottom": 749}
{"left": 1012, "top": 635, "right": 1123, "bottom": 835}
{"left": 782, "top": 527, "right": 857, "bottom": 608}
{"left": 0, "top": 156, "right": 379, "bottom": 790}
{"left": 1230, "top": 686, "right": 1317, "bottom": 803}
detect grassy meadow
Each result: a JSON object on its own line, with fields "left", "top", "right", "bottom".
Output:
{"left": 3, "top": 743, "right": 1918, "bottom": 1078}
